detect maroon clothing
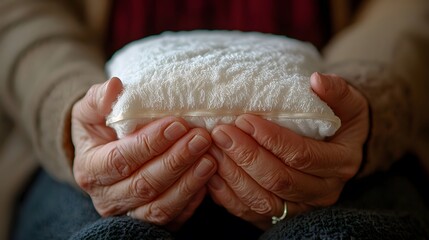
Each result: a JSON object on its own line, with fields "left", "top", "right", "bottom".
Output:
{"left": 107, "top": 0, "right": 331, "bottom": 56}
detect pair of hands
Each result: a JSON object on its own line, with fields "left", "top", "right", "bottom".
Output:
{"left": 71, "top": 73, "right": 369, "bottom": 230}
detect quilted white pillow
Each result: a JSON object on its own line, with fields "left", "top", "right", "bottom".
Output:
{"left": 106, "top": 30, "right": 340, "bottom": 139}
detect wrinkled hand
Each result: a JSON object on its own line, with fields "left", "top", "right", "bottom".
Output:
{"left": 207, "top": 73, "right": 369, "bottom": 229}
{"left": 71, "top": 77, "right": 217, "bottom": 230}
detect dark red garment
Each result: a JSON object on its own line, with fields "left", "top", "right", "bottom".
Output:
{"left": 107, "top": 0, "right": 330, "bottom": 57}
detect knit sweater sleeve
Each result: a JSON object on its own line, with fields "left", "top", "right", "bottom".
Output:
{"left": 0, "top": 0, "right": 107, "bottom": 184}
{"left": 323, "top": 0, "right": 429, "bottom": 176}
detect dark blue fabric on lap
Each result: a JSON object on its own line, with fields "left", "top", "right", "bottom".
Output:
{"left": 11, "top": 155, "right": 429, "bottom": 240}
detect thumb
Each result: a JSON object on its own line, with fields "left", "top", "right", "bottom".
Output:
{"left": 310, "top": 72, "right": 367, "bottom": 123}
{"left": 73, "top": 77, "right": 123, "bottom": 124}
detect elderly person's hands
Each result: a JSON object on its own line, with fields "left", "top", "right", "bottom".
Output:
{"left": 71, "top": 77, "right": 217, "bottom": 230}
{"left": 207, "top": 73, "right": 369, "bottom": 230}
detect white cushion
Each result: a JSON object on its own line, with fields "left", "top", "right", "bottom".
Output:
{"left": 106, "top": 30, "right": 340, "bottom": 139}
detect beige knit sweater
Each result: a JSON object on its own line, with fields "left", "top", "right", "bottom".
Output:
{"left": 0, "top": 0, "right": 428, "bottom": 239}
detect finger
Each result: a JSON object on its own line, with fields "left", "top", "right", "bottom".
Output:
{"left": 310, "top": 72, "right": 366, "bottom": 123}
{"left": 208, "top": 174, "right": 267, "bottom": 226}
{"left": 208, "top": 146, "right": 282, "bottom": 216}
{"left": 235, "top": 114, "right": 355, "bottom": 179}
{"left": 165, "top": 188, "right": 207, "bottom": 231}
{"left": 208, "top": 174, "right": 309, "bottom": 230}
{"left": 310, "top": 72, "right": 369, "bottom": 145}
{"left": 128, "top": 156, "right": 216, "bottom": 225}
{"left": 211, "top": 126, "right": 342, "bottom": 204}
{"left": 94, "top": 129, "right": 212, "bottom": 215}
{"left": 74, "top": 117, "right": 191, "bottom": 187}
{"left": 73, "top": 77, "right": 123, "bottom": 124}
{"left": 71, "top": 78, "right": 124, "bottom": 148}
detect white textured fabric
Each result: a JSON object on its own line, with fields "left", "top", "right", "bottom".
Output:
{"left": 106, "top": 30, "right": 341, "bottom": 139}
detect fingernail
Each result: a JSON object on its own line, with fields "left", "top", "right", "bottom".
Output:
{"left": 212, "top": 130, "right": 233, "bottom": 149}
{"left": 236, "top": 116, "right": 254, "bottom": 135}
{"left": 188, "top": 135, "right": 210, "bottom": 155}
{"left": 318, "top": 72, "right": 331, "bottom": 93}
{"left": 194, "top": 158, "right": 215, "bottom": 178}
{"left": 209, "top": 175, "right": 224, "bottom": 190}
{"left": 164, "top": 122, "right": 187, "bottom": 141}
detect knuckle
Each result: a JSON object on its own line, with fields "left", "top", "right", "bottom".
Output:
{"left": 268, "top": 170, "right": 295, "bottom": 193}
{"left": 73, "top": 165, "right": 97, "bottom": 192}
{"left": 130, "top": 175, "right": 160, "bottom": 202}
{"left": 105, "top": 146, "right": 133, "bottom": 178}
{"left": 137, "top": 133, "right": 164, "bottom": 158}
{"left": 177, "top": 178, "right": 195, "bottom": 196}
{"left": 145, "top": 204, "right": 174, "bottom": 225}
{"left": 222, "top": 168, "right": 245, "bottom": 190}
{"left": 283, "top": 141, "right": 313, "bottom": 170}
{"left": 249, "top": 197, "right": 273, "bottom": 215}
{"left": 260, "top": 132, "right": 281, "bottom": 151}
{"left": 92, "top": 188, "right": 128, "bottom": 217}
{"left": 235, "top": 147, "right": 259, "bottom": 168}
{"left": 74, "top": 171, "right": 96, "bottom": 192}
{"left": 229, "top": 205, "right": 253, "bottom": 219}
{"left": 164, "top": 153, "right": 190, "bottom": 176}
{"left": 261, "top": 170, "right": 287, "bottom": 193}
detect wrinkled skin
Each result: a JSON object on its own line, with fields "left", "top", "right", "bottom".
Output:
{"left": 71, "top": 73, "right": 369, "bottom": 231}
{"left": 72, "top": 77, "right": 217, "bottom": 230}
{"left": 207, "top": 73, "right": 369, "bottom": 229}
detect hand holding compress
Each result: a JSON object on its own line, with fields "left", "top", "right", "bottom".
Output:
{"left": 71, "top": 77, "right": 217, "bottom": 230}
{"left": 208, "top": 73, "right": 369, "bottom": 229}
